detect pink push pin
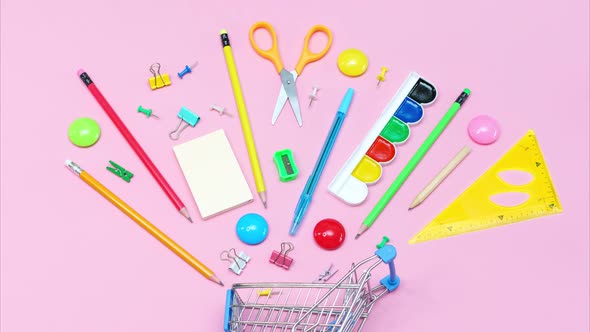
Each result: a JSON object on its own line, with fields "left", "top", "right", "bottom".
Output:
{"left": 468, "top": 115, "right": 500, "bottom": 145}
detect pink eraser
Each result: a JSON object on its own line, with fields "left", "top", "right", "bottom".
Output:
{"left": 76, "top": 69, "right": 85, "bottom": 76}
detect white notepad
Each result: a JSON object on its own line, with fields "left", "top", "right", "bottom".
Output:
{"left": 173, "top": 129, "right": 253, "bottom": 219}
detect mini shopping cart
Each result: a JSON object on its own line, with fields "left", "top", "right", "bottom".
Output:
{"left": 223, "top": 245, "right": 400, "bottom": 332}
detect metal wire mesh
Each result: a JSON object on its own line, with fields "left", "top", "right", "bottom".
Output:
{"left": 224, "top": 251, "right": 394, "bottom": 332}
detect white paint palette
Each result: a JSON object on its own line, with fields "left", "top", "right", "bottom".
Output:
{"left": 328, "top": 72, "right": 437, "bottom": 205}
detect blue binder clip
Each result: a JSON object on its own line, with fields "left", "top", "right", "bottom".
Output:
{"left": 169, "top": 107, "right": 200, "bottom": 140}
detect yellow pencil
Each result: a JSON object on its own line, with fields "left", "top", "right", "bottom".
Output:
{"left": 65, "top": 160, "right": 224, "bottom": 286}
{"left": 408, "top": 146, "right": 471, "bottom": 210}
{"left": 220, "top": 29, "right": 267, "bottom": 208}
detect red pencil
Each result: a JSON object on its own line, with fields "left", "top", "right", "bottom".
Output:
{"left": 77, "top": 69, "right": 192, "bottom": 223}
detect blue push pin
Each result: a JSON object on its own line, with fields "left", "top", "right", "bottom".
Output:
{"left": 169, "top": 107, "right": 200, "bottom": 140}
{"left": 178, "top": 60, "right": 199, "bottom": 79}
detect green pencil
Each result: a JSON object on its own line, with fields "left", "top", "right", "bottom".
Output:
{"left": 355, "top": 89, "right": 471, "bottom": 239}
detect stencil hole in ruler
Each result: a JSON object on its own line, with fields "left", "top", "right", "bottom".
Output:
{"left": 491, "top": 170, "right": 533, "bottom": 207}
{"left": 490, "top": 192, "right": 530, "bottom": 208}
{"left": 497, "top": 170, "right": 534, "bottom": 186}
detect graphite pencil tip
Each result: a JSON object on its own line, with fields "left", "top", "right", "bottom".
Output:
{"left": 259, "top": 191, "right": 268, "bottom": 209}
{"left": 180, "top": 207, "right": 192, "bottom": 223}
{"left": 210, "top": 274, "right": 224, "bottom": 286}
{"left": 354, "top": 234, "right": 360, "bottom": 240}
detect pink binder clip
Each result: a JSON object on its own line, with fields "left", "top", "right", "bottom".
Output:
{"left": 269, "top": 242, "right": 294, "bottom": 270}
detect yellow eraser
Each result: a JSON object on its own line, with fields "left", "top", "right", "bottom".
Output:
{"left": 148, "top": 74, "right": 171, "bottom": 90}
{"left": 220, "top": 29, "right": 228, "bottom": 34}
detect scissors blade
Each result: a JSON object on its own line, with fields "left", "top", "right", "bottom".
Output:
{"left": 271, "top": 82, "right": 288, "bottom": 125}
{"left": 279, "top": 70, "right": 302, "bottom": 126}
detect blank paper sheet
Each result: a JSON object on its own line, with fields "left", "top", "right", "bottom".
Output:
{"left": 173, "top": 129, "right": 253, "bottom": 219}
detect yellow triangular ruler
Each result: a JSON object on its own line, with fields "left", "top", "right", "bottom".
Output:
{"left": 410, "top": 130, "right": 562, "bottom": 244}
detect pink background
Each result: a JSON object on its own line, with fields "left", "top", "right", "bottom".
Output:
{"left": 1, "top": 0, "right": 589, "bottom": 331}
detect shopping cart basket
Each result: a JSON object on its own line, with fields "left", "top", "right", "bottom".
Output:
{"left": 223, "top": 244, "right": 400, "bottom": 332}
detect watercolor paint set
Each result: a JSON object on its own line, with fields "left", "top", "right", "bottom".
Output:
{"left": 328, "top": 72, "right": 437, "bottom": 205}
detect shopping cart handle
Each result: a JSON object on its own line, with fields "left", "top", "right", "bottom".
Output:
{"left": 376, "top": 245, "right": 401, "bottom": 292}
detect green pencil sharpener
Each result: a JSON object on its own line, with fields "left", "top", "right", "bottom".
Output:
{"left": 273, "top": 149, "right": 298, "bottom": 182}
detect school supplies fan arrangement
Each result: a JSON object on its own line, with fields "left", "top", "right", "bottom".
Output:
{"left": 410, "top": 130, "right": 562, "bottom": 243}
{"left": 65, "top": 17, "right": 567, "bottom": 332}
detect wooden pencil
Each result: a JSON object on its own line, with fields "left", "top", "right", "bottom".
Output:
{"left": 409, "top": 146, "right": 471, "bottom": 210}
{"left": 65, "top": 160, "right": 223, "bottom": 286}
{"left": 77, "top": 70, "right": 192, "bottom": 223}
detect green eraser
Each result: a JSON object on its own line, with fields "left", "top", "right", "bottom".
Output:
{"left": 273, "top": 149, "right": 298, "bottom": 182}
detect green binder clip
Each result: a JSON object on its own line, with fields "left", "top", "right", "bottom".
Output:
{"left": 107, "top": 160, "right": 134, "bottom": 183}
{"left": 273, "top": 149, "right": 298, "bottom": 182}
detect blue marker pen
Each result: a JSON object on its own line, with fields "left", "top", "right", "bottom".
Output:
{"left": 290, "top": 88, "right": 355, "bottom": 235}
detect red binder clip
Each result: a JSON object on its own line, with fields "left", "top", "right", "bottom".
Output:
{"left": 269, "top": 242, "right": 294, "bottom": 270}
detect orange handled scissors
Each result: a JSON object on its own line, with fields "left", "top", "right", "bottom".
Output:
{"left": 249, "top": 22, "right": 333, "bottom": 126}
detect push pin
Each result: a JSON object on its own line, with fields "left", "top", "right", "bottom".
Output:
{"left": 220, "top": 248, "right": 250, "bottom": 275}
{"left": 308, "top": 86, "right": 320, "bottom": 107}
{"left": 313, "top": 264, "right": 338, "bottom": 283}
{"left": 148, "top": 63, "right": 171, "bottom": 90}
{"left": 209, "top": 105, "right": 231, "bottom": 117}
{"left": 376, "top": 236, "right": 390, "bottom": 249}
{"left": 178, "top": 60, "right": 199, "bottom": 79}
{"left": 106, "top": 160, "right": 134, "bottom": 183}
{"left": 169, "top": 106, "right": 200, "bottom": 140}
{"left": 257, "top": 288, "right": 274, "bottom": 297}
{"left": 376, "top": 67, "right": 388, "bottom": 87}
{"left": 137, "top": 105, "right": 159, "bottom": 119}
{"left": 269, "top": 242, "right": 294, "bottom": 270}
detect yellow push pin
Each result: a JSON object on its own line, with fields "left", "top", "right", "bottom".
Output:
{"left": 376, "top": 67, "right": 389, "bottom": 87}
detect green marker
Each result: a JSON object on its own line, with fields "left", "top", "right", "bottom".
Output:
{"left": 355, "top": 89, "right": 471, "bottom": 239}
